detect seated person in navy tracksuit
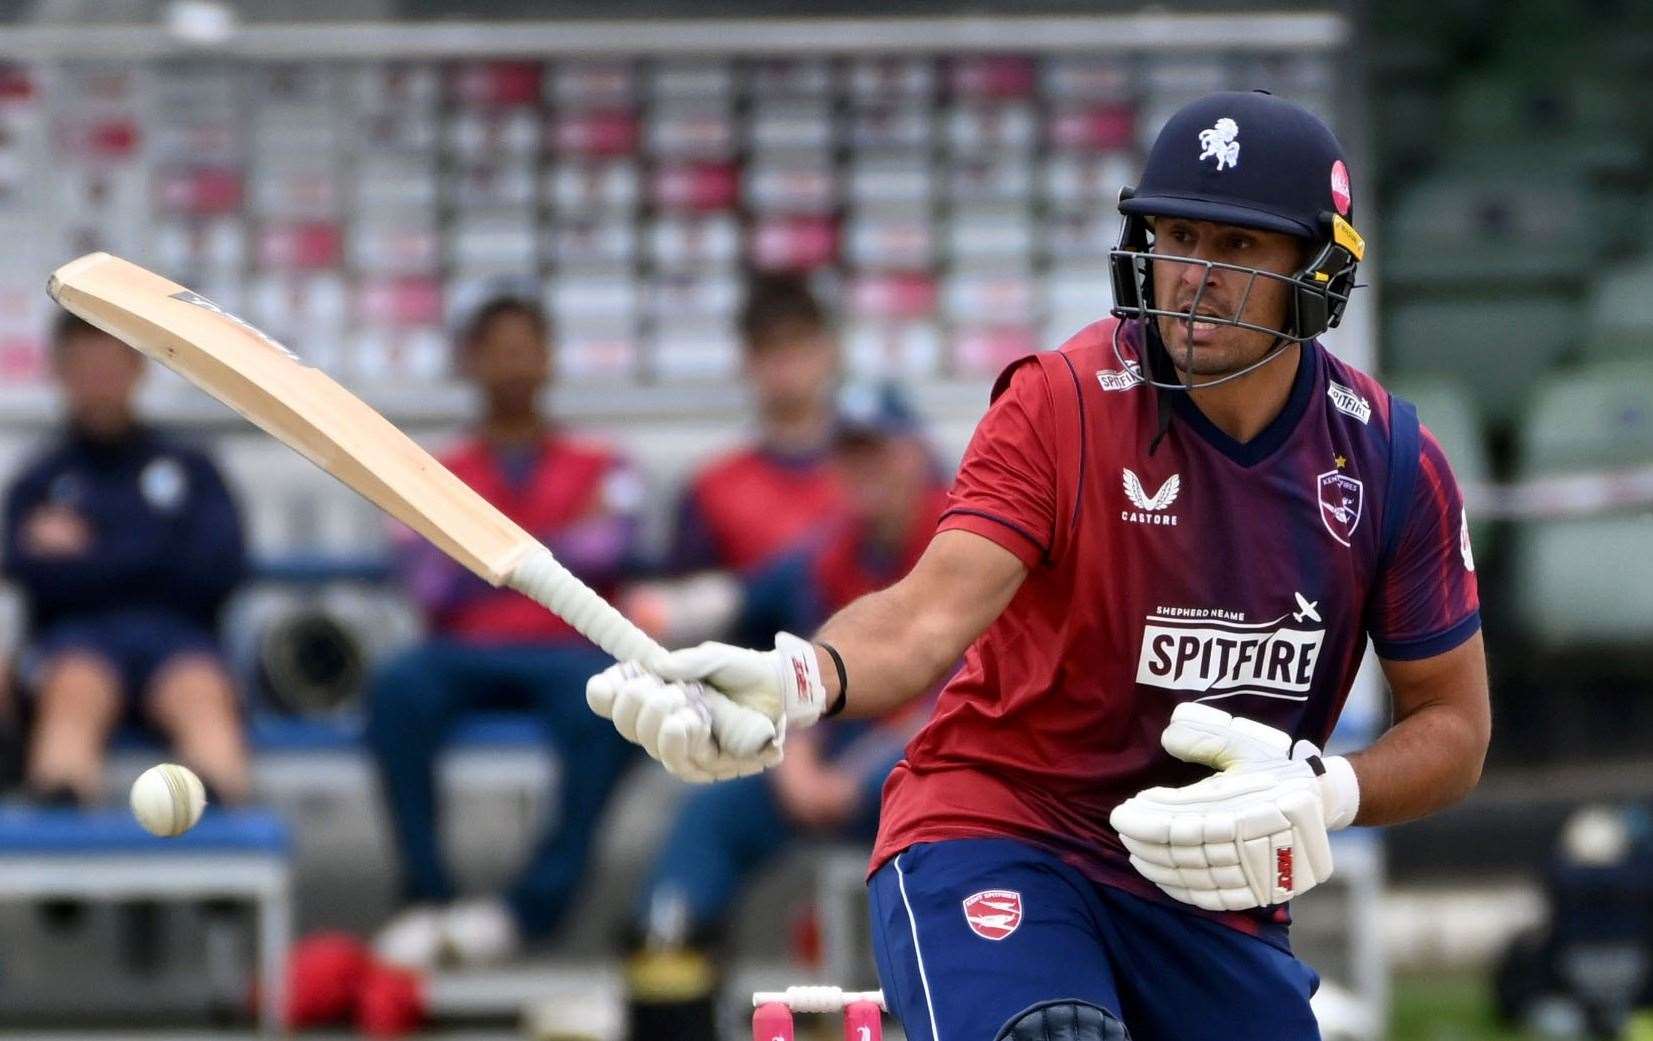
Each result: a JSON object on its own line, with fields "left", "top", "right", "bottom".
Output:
{"left": 0, "top": 310, "right": 249, "bottom": 808}
{"left": 368, "top": 296, "right": 646, "bottom": 970}
{"left": 625, "top": 383, "right": 949, "bottom": 1041}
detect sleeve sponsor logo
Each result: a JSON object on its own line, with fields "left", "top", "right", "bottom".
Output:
{"left": 1327, "top": 381, "right": 1371, "bottom": 424}
{"left": 1096, "top": 361, "right": 1143, "bottom": 392}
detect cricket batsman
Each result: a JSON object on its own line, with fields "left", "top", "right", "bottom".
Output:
{"left": 589, "top": 90, "right": 1489, "bottom": 1040}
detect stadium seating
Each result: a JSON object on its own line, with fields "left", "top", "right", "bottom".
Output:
{"left": 245, "top": 710, "right": 545, "bottom": 752}
{"left": 1511, "top": 513, "right": 1653, "bottom": 649}
{"left": 1490, "top": 0, "right": 1653, "bottom": 79}
{"left": 1383, "top": 171, "right": 1599, "bottom": 295}
{"left": 1515, "top": 361, "right": 1653, "bottom": 474}
{"left": 1443, "top": 74, "right": 1645, "bottom": 172}
{"left": 1384, "top": 295, "right": 1581, "bottom": 427}
{"left": 1509, "top": 362, "right": 1653, "bottom": 651}
{"left": 1584, "top": 259, "right": 1653, "bottom": 363}
{"left": 0, "top": 808, "right": 291, "bottom": 1038}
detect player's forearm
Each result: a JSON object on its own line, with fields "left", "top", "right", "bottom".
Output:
{"left": 1345, "top": 699, "right": 1489, "bottom": 826}
{"left": 811, "top": 583, "right": 964, "bottom": 718}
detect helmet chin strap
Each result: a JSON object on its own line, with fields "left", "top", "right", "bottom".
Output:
{"left": 1111, "top": 316, "right": 1294, "bottom": 393}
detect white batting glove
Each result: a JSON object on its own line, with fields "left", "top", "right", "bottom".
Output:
{"left": 585, "top": 662, "right": 779, "bottom": 783}
{"left": 1109, "top": 703, "right": 1360, "bottom": 912}
{"left": 654, "top": 632, "right": 829, "bottom": 757}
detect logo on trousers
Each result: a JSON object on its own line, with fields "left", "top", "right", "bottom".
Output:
{"left": 962, "top": 889, "right": 1023, "bottom": 940}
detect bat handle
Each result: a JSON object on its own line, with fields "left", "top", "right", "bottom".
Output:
{"left": 506, "top": 545, "right": 669, "bottom": 671}
{"left": 508, "top": 544, "right": 780, "bottom": 756}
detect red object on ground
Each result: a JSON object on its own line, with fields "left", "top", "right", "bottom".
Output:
{"left": 357, "top": 962, "right": 427, "bottom": 1039}
{"left": 789, "top": 903, "right": 822, "bottom": 969}
{"left": 275, "top": 931, "right": 373, "bottom": 1028}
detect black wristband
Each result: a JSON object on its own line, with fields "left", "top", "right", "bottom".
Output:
{"left": 818, "top": 642, "right": 849, "bottom": 719}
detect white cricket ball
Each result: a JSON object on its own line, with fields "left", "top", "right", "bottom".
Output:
{"left": 130, "top": 763, "right": 207, "bottom": 837}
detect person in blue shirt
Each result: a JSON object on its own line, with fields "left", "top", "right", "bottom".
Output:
{"left": 1, "top": 311, "right": 248, "bottom": 807}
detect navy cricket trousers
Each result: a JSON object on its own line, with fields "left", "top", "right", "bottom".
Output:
{"left": 868, "top": 837, "right": 1322, "bottom": 1041}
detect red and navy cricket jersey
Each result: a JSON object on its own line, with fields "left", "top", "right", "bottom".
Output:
{"left": 873, "top": 317, "right": 1480, "bottom": 933}
{"left": 670, "top": 446, "right": 845, "bottom": 574}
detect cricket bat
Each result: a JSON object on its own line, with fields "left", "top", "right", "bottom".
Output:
{"left": 45, "top": 251, "right": 669, "bottom": 673}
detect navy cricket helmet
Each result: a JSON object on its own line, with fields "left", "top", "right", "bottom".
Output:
{"left": 1109, "top": 91, "right": 1366, "bottom": 386}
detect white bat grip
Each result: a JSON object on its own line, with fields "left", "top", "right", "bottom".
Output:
{"left": 752, "top": 987, "right": 885, "bottom": 1012}
{"left": 508, "top": 544, "right": 781, "bottom": 755}
{"left": 507, "top": 545, "right": 669, "bottom": 671}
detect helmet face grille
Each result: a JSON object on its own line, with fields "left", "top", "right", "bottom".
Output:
{"left": 1111, "top": 250, "right": 1307, "bottom": 340}
{"left": 1108, "top": 214, "right": 1360, "bottom": 345}
{"left": 1105, "top": 219, "right": 1359, "bottom": 391}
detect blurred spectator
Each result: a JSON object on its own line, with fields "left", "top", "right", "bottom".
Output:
{"left": 0, "top": 311, "right": 248, "bottom": 807}
{"left": 0, "top": 667, "right": 17, "bottom": 791}
{"left": 625, "top": 383, "right": 947, "bottom": 1041}
{"left": 368, "top": 296, "right": 645, "bottom": 969}
{"left": 624, "top": 273, "right": 847, "bottom": 648}
{"left": 666, "top": 272, "right": 845, "bottom": 576}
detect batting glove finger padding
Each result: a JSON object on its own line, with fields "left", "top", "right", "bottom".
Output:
{"left": 586, "top": 661, "right": 783, "bottom": 783}
{"left": 1110, "top": 702, "right": 1359, "bottom": 911}
{"left": 656, "top": 632, "right": 827, "bottom": 756}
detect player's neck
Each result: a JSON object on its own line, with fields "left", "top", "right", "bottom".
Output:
{"left": 68, "top": 412, "right": 138, "bottom": 445}
{"left": 762, "top": 407, "right": 833, "bottom": 456}
{"left": 1183, "top": 342, "right": 1302, "bottom": 445}
{"left": 480, "top": 412, "right": 546, "bottom": 448}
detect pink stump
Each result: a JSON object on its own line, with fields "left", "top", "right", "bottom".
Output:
{"left": 753, "top": 1001, "right": 795, "bottom": 1041}
{"left": 843, "top": 1000, "right": 883, "bottom": 1041}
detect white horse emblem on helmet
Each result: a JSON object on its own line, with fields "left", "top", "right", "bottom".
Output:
{"left": 1197, "top": 118, "right": 1241, "bottom": 171}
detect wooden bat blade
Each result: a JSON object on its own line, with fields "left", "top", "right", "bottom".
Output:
{"left": 45, "top": 252, "right": 690, "bottom": 732}
{"left": 47, "top": 251, "right": 534, "bottom": 584}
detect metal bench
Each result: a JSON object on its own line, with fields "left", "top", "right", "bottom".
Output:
{"left": 0, "top": 807, "right": 292, "bottom": 1038}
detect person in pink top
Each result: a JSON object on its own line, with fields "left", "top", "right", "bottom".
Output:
{"left": 589, "top": 92, "right": 1490, "bottom": 1041}
{"left": 368, "top": 296, "right": 646, "bottom": 970}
